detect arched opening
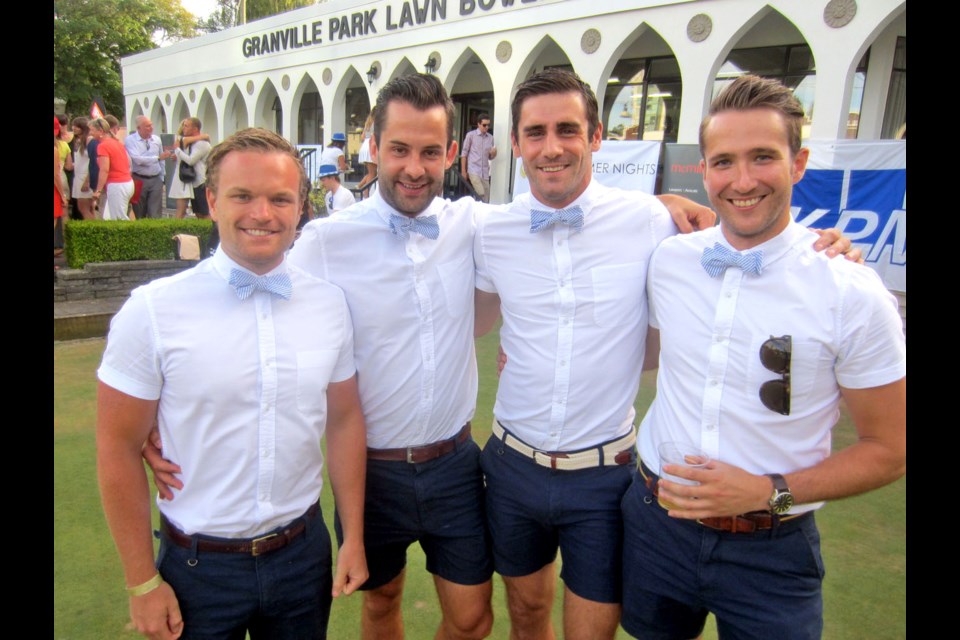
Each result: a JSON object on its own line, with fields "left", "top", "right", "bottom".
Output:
{"left": 601, "top": 25, "right": 681, "bottom": 143}
{"left": 713, "top": 8, "right": 816, "bottom": 139}
{"left": 335, "top": 67, "right": 369, "bottom": 182}
{"left": 294, "top": 73, "right": 324, "bottom": 145}
{"left": 255, "top": 79, "right": 282, "bottom": 134}
{"left": 224, "top": 84, "right": 249, "bottom": 138}
{"left": 197, "top": 89, "right": 219, "bottom": 145}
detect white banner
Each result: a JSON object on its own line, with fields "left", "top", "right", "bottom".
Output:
{"left": 792, "top": 140, "right": 906, "bottom": 291}
{"left": 512, "top": 140, "right": 661, "bottom": 197}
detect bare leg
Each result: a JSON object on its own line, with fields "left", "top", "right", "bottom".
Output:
{"left": 76, "top": 198, "right": 94, "bottom": 220}
{"left": 175, "top": 198, "right": 189, "bottom": 219}
{"left": 433, "top": 576, "right": 493, "bottom": 640}
{"left": 362, "top": 571, "right": 406, "bottom": 640}
{"left": 563, "top": 586, "right": 620, "bottom": 640}
{"left": 502, "top": 564, "right": 556, "bottom": 640}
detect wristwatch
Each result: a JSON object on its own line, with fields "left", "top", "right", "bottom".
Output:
{"left": 766, "top": 473, "right": 795, "bottom": 514}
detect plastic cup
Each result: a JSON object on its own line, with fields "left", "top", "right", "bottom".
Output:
{"left": 656, "top": 441, "right": 711, "bottom": 510}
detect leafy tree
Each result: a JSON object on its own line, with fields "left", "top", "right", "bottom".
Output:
{"left": 54, "top": 0, "right": 196, "bottom": 117}
{"left": 197, "top": 0, "right": 314, "bottom": 32}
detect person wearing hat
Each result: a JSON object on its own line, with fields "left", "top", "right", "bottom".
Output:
{"left": 319, "top": 163, "right": 357, "bottom": 216}
{"left": 320, "top": 132, "right": 348, "bottom": 174}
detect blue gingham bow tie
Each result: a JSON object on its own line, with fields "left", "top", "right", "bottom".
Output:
{"left": 228, "top": 268, "right": 293, "bottom": 300}
{"left": 389, "top": 213, "right": 439, "bottom": 240}
{"left": 530, "top": 205, "right": 584, "bottom": 233}
{"left": 700, "top": 242, "right": 764, "bottom": 278}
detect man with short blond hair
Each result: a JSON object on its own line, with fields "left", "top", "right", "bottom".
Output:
{"left": 98, "top": 127, "right": 368, "bottom": 640}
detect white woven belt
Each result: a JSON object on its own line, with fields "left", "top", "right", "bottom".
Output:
{"left": 491, "top": 421, "right": 636, "bottom": 471}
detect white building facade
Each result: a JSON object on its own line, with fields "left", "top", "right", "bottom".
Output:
{"left": 122, "top": 0, "right": 906, "bottom": 205}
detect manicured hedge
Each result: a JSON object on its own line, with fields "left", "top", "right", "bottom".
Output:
{"left": 64, "top": 219, "right": 214, "bottom": 269}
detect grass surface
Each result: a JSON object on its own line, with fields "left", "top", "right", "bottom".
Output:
{"left": 54, "top": 333, "right": 905, "bottom": 639}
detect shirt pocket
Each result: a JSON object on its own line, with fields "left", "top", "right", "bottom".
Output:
{"left": 437, "top": 254, "right": 475, "bottom": 318}
{"left": 746, "top": 334, "right": 826, "bottom": 414}
{"left": 296, "top": 349, "right": 337, "bottom": 415}
{"left": 591, "top": 262, "right": 646, "bottom": 327}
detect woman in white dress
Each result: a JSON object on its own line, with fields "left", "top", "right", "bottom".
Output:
{"left": 70, "top": 117, "right": 95, "bottom": 220}
{"left": 356, "top": 108, "right": 378, "bottom": 198}
{"left": 169, "top": 119, "right": 211, "bottom": 218}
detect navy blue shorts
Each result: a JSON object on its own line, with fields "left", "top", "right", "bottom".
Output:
{"left": 480, "top": 430, "right": 635, "bottom": 604}
{"left": 621, "top": 468, "right": 825, "bottom": 640}
{"left": 157, "top": 504, "right": 332, "bottom": 639}
{"left": 336, "top": 437, "right": 493, "bottom": 590}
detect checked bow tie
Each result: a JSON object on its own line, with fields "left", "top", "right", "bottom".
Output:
{"left": 700, "top": 242, "right": 764, "bottom": 278}
{"left": 529, "top": 205, "right": 584, "bottom": 234}
{"left": 389, "top": 213, "right": 440, "bottom": 240}
{"left": 228, "top": 268, "right": 293, "bottom": 301}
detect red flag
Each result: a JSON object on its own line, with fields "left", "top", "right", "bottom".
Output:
{"left": 90, "top": 102, "right": 104, "bottom": 119}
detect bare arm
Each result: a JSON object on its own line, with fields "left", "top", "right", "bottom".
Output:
{"left": 55, "top": 148, "right": 66, "bottom": 204}
{"left": 642, "top": 326, "right": 660, "bottom": 372}
{"left": 325, "top": 374, "right": 368, "bottom": 597}
{"left": 95, "top": 156, "right": 111, "bottom": 195}
{"left": 474, "top": 289, "right": 501, "bottom": 338}
{"left": 811, "top": 227, "right": 863, "bottom": 263}
{"left": 660, "top": 377, "right": 906, "bottom": 518}
{"left": 97, "top": 382, "right": 184, "bottom": 639}
{"left": 180, "top": 133, "right": 210, "bottom": 146}
{"left": 337, "top": 153, "right": 348, "bottom": 173}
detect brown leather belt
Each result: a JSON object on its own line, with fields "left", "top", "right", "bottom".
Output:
{"left": 367, "top": 423, "right": 471, "bottom": 463}
{"left": 637, "top": 460, "right": 805, "bottom": 533}
{"left": 160, "top": 502, "right": 318, "bottom": 556}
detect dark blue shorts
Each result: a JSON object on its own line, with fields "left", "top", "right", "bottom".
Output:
{"left": 621, "top": 468, "right": 825, "bottom": 640}
{"left": 157, "top": 504, "right": 332, "bottom": 640}
{"left": 480, "top": 430, "right": 635, "bottom": 604}
{"left": 336, "top": 437, "right": 493, "bottom": 590}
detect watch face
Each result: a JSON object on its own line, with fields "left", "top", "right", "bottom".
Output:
{"left": 772, "top": 493, "right": 795, "bottom": 514}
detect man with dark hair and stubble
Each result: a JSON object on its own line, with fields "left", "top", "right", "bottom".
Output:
{"left": 619, "top": 74, "right": 905, "bottom": 640}
{"left": 289, "top": 74, "right": 496, "bottom": 640}
{"left": 460, "top": 113, "right": 497, "bottom": 203}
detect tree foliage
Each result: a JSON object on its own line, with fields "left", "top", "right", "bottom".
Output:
{"left": 197, "top": 0, "right": 314, "bottom": 33}
{"left": 54, "top": 0, "right": 196, "bottom": 117}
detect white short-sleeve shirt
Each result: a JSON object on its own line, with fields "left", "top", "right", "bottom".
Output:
{"left": 474, "top": 179, "right": 676, "bottom": 451}
{"left": 288, "top": 192, "right": 478, "bottom": 449}
{"left": 98, "top": 249, "right": 356, "bottom": 537}
{"left": 637, "top": 221, "right": 906, "bottom": 511}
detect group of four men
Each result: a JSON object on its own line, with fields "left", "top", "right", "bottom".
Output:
{"left": 97, "top": 69, "right": 905, "bottom": 640}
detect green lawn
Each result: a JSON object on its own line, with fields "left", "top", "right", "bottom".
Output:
{"left": 54, "top": 333, "right": 905, "bottom": 639}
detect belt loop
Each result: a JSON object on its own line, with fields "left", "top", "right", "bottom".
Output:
{"left": 769, "top": 513, "right": 781, "bottom": 539}
{"left": 598, "top": 445, "right": 605, "bottom": 466}
{"left": 188, "top": 536, "right": 199, "bottom": 567}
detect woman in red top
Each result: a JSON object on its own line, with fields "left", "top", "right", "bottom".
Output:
{"left": 90, "top": 118, "right": 134, "bottom": 221}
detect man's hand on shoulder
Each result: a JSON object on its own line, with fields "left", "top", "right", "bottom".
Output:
{"left": 656, "top": 194, "right": 716, "bottom": 234}
{"left": 811, "top": 227, "right": 864, "bottom": 262}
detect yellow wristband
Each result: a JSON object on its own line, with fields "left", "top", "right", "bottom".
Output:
{"left": 126, "top": 573, "right": 163, "bottom": 597}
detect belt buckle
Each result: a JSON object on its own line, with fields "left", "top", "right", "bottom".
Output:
{"left": 251, "top": 532, "right": 279, "bottom": 556}
{"left": 406, "top": 447, "right": 416, "bottom": 464}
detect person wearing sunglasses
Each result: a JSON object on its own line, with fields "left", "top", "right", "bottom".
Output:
{"left": 460, "top": 114, "right": 496, "bottom": 203}
{"left": 621, "top": 74, "right": 906, "bottom": 640}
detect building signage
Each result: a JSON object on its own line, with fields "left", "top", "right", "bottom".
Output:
{"left": 242, "top": 0, "right": 544, "bottom": 58}
{"left": 792, "top": 140, "right": 906, "bottom": 291}
{"left": 512, "top": 140, "right": 661, "bottom": 197}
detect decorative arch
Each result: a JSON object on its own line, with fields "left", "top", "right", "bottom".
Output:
{"left": 255, "top": 79, "right": 282, "bottom": 133}
{"left": 197, "top": 88, "right": 219, "bottom": 145}
{"left": 388, "top": 56, "right": 417, "bottom": 82}
{"left": 512, "top": 35, "right": 573, "bottom": 91}
{"left": 223, "top": 84, "right": 249, "bottom": 138}
{"left": 599, "top": 23, "right": 681, "bottom": 142}
{"left": 292, "top": 71, "right": 323, "bottom": 144}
